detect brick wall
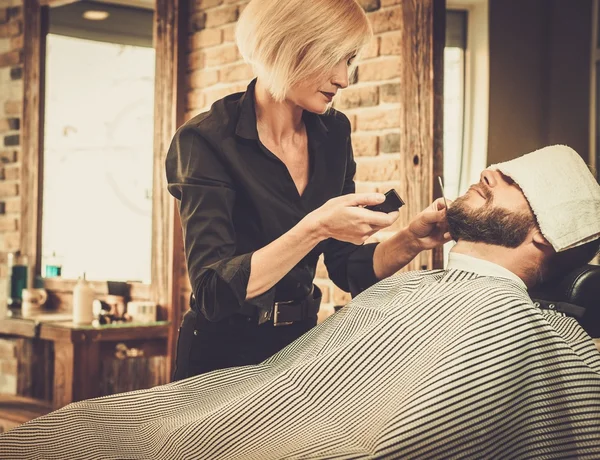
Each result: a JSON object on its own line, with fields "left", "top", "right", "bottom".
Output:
{"left": 181, "top": 0, "right": 404, "bottom": 320}
{"left": 0, "top": 3, "right": 22, "bottom": 317}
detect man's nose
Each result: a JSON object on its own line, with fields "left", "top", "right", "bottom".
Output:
{"left": 480, "top": 169, "right": 498, "bottom": 187}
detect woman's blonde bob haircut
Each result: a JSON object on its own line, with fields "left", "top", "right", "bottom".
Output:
{"left": 236, "top": 0, "right": 373, "bottom": 102}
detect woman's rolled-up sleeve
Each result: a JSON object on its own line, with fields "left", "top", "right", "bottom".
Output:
{"left": 165, "top": 126, "right": 274, "bottom": 322}
{"left": 322, "top": 130, "right": 380, "bottom": 298}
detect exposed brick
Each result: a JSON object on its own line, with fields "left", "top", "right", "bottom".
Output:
{"left": 348, "top": 113, "right": 357, "bottom": 132}
{"left": 0, "top": 182, "right": 18, "bottom": 197}
{"left": 0, "top": 117, "right": 19, "bottom": 132}
{"left": 358, "top": 0, "right": 380, "bottom": 12}
{"left": 188, "top": 68, "right": 219, "bottom": 89}
{"left": 202, "top": 44, "right": 239, "bottom": 68}
{"left": 358, "top": 57, "right": 401, "bottom": 82}
{"left": 351, "top": 133, "right": 379, "bottom": 157}
{"left": 10, "top": 34, "right": 22, "bottom": 50}
{"left": 5, "top": 100, "right": 22, "bottom": 116}
{"left": 0, "top": 150, "right": 17, "bottom": 163}
{"left": 0, "top": 216, "right": 17, "bottom": 231}
{"left": 3, "top": 163, "right": 18, "bottom": 180}
{"left": 205, "top": 5, "right": 238, "bottom": 28}
{"left": 356, "top": 107, "right": 401, "bottom": 130}
{"left": 355, "top": 182, "right": 380, "bottom": 194}
{"left": 2, "top": 231, "right": 19, "bottom": 251}
{"left": 4, "top": 134, "right": 19, "bottom": 146}
{"left": 380, "top": 31, "right": 401, "bottom": 55}
{"left": 0, "top": 50, "right": 22, "bottom": 67}
{"left": 219, "top": 62, "right": 252, "bottom": 83}
{"left": 333, "top": 286, "right": 351, "bottom": 306}
{"left": 190, "top": 12, "right": 207, "bottom": 32}
{"left": 187, "top": 89, "right": 205, "bottom": 109}
{"left": 0, "top": 20, "right": 20, "bottom": 38}
{"left": 222, "top": 24, "right": 236, "bottom": 42}
{"left": 355, "top": 155, "right": 400, "bottom": 181}
{"left": 380, "top": 132, "right": 400, "bottom": 153}
{"left": 203, "top": 83, "right": 246, "bottom": 105}
{"left": 369, "top": 7, "right": 402, "bottom": 34}
{"left": 189, "top": 28, "right": 222, "bottom": 49}
{"left": 336, "top": 85, "right": 378, "bottom": 110}
{"left": 9, "top": 66, "right": 21, "bottom": 80}
{"left": 380, "top": 82, "right": 400, "bottom": 103}
{"left": 4, "top": 198, "right": 19, "bottom": 213}
{"left": 361, "top": 36, "right": 379, "bottom": 60}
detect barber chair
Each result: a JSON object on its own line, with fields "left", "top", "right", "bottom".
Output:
{"left": 173, "top": 264, "right": 600, "bottom": 381}
{"left": 530, "top": 264, "right": 600, "bottom": 339}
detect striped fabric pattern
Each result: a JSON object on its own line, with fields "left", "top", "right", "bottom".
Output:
{"left": 1, "top": 269, "right": 599, "bottom": 459}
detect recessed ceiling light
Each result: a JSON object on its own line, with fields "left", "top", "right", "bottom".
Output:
{"left": 83, "top": 10, "right": 110, "bottom": 20}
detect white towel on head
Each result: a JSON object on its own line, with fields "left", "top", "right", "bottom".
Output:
{"left": 489, "top": 144, "right": 600, "bottom": 252}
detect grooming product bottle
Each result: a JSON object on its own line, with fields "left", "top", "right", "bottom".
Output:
{"left": 7, "top": 251, "right": 28, "bottom": 308}
{"left": 73, "top": 273, "right": 94, "bottom": 324}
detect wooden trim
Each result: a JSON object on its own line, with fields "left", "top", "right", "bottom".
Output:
{"left": 432, "top": 0, "right": 446, "bottom": 270}
{"left": 398, "top": 0, "right": 446, "bottom": 271}
{"left": 21, "top": 0, "right": 45, "bottom": 288}
{"left": 153, "top": 0, "right": 187, "bottom": 377}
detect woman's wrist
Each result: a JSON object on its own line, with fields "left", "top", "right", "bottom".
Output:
{"left": 298, "top": 211, "right": 330, "bottom": 244}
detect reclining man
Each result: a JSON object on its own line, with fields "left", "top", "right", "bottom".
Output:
{"left": 1, "top": 145, "right": 599, "bottom": 459}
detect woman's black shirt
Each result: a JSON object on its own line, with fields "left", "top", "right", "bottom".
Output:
{"left": 166, "top": 79, "right": 380, "bottom": 323}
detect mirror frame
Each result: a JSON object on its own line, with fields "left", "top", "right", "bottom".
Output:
{"left": 21, "top": 0, "right": 186, "bottom": 369}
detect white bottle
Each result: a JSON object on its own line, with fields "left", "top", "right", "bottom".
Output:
{"left": 73, "top": 273, "right": 94, "bottom": 324}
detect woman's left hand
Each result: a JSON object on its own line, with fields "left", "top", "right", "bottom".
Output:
{"left": 407, "top": 197, "right": 453, "bottom": 250}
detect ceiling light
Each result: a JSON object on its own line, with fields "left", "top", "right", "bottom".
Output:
{"left": 82, "top": 10, "right": 110, "bottom": 20}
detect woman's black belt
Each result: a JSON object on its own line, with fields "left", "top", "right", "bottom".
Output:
{"left": 257, "top": 285, "right": 322, "bottom": 326}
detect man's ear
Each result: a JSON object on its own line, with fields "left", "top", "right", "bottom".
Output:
{"left": 532, "top": 230, "right": 552, "bottom": 248}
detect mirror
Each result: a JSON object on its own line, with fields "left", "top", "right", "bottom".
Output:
{"left": 41, "top": 0, "right": 155, "bottom": 282}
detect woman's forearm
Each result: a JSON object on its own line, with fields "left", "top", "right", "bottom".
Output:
{"left": 245, "top": 217, "right": 326, "bottom": 300}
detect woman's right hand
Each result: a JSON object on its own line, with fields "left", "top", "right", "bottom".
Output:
{"left": 304, "top": 193, "right": 399, "bottom": 245}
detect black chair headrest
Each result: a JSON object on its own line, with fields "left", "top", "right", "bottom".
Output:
{"left": 530, "top": 264, "right": 600, "bottom": 338}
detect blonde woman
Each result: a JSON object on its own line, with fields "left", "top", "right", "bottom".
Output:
{"left": 167, "top": 0, "right": 450, "bottom": 378}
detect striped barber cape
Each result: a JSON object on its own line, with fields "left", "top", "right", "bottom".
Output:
{"left": 1, "top": 259, "right": 599, "bottom": 459}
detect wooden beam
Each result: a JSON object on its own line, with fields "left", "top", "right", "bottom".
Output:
{"left": 152, "top": 0, "right": 187, "bottom": 377}
{"left": 21, "top": 0, "right": 45, "bottom": 288}
{"left": 397, "top": 0, "right": 446, "bottom": 271}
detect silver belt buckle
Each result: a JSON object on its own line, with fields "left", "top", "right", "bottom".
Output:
{"left": 273, "top": 300, "right": 294, "bottom": 327}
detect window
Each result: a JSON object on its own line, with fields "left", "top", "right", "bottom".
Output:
{"left": 444, "top": 10, "right": 468, "bottom": 200}
{"left": 41, "top": 2, "right": 155, "bottom": 282}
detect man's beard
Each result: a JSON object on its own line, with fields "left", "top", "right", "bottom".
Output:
{"left": 447, "top": 185, "right": 536, "bottom": 248}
